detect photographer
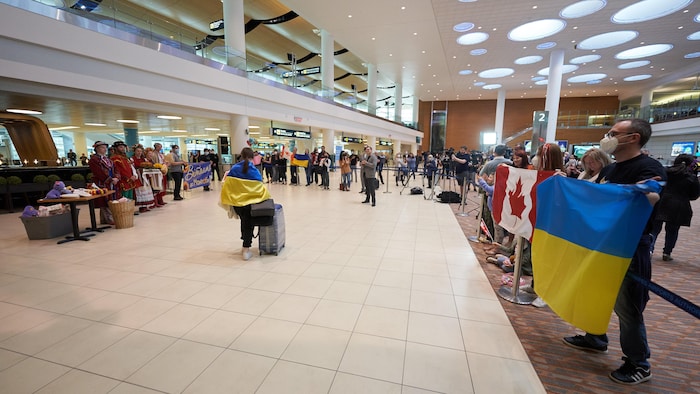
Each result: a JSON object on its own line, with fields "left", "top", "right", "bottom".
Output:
{"left": 451, "top": 146, "right": 471, "bottom": 196}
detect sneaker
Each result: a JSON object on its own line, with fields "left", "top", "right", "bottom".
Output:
{"left": 242, "top": 249, "right": 253, "bottom": 261}
{"left": 609, "top": 359, "right": 651, "bottom": 385}
{"left": 662, "top": 253, "right": 673, "bottom": 261}
{"left": 531, "top": 297, "right": 547, "bottom": 308}
{"left": 562, "top": 335, "right": 608, "bottom": 353}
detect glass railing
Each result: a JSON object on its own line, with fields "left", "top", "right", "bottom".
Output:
{"left": 5, "top": 0, "right": 413, "bottom": 128}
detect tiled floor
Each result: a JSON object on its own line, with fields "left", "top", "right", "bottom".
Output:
{"left": 0, "top": 174, "right": 545, "bottom": 394}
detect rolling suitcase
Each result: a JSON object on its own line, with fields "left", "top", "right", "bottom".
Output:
{"left": 259, "top": 204, "right": 285, "bottom": 255}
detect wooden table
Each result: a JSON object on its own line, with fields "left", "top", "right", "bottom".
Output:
{"left": 38, "top": 191, "right": 115, "bottom": 244}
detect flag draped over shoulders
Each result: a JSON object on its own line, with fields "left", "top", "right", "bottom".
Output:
{"left": 220, "top": 161, "right": 270, "bottom": 207}
{"left": 291, "top": 153, "right": 309, "bottom": 167}
{"left": 531, "top": 176, "right": 655, "bottom": 334}
{"left": 492, "top": 165, "right": 554, "bottom": 240}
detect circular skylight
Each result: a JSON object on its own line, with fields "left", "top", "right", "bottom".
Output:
{"left": 459, "top": 69, "right": 474, "bottom": 75}
{"left": 560, "top": 0, "right": 607, "bottom": 19}
{"left": 586, "top": 80, "right": 602, "bottom": 84}
{"left": 479, "top": 68, "right": 515, "bottom": 78}
{"left": 483, "top": 84, "right": 503, "bottom": 90}
{"left": 459, "top": 0, "right": 478, "bottom": 2}
{"left": 537, "top": 64, "right": 580, "bottom": 76}
{"left": 576, "top": 31, "right": 638, "bottom": 50}
{"left": 695, "top": 13, "right": 700, "bottom": 22}
{"left": 612, "top": 0, "right": 693, "bottom": 24}
{"left": 685, "top": 52, "right": 700, "bottom": 59}
{"left": 454, "top": 22, "right": 475, "bottom": 32}
{"left": 470, "top": 49, "right": 488, "bottom": 55}
{"left": 531, "top": 76, "right": 547, "bottom": 81}
{"left": 615, "top": 44, "right": 673, "bottom": 59}
{"left": 688, "top": 31, "right": 700, "bottom": 40}
{"left": 537, "top": 42, "right": 557, "bottom": 49}
{"left": 457, "top": 32, "right": 489, "bottom": 45}
{"left": 508, "top": 19, "right": 567, "bottom": 41}
{"left": 618, "top": 60, "right": 651, "bottom": 69}
{"left": 623, "top": 74, "right": 652, "bottom": 81}
{"left": 567, "top": 73, "right": 607, "bottom": 83}
{"left": 515, "top": 55, "right": 543, "bottom": 65}
{"left": 570, "top": 54, "right": 602, "bottom": 64}
{"left": 535, "top": 80, "right": 549, "bottom": 85}
{"left": 474, "top": 81, "right": 486, "bottom": 86}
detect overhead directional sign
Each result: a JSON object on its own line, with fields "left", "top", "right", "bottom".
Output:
{"left": 272, "top": 128, "right": 311, "bottom": 139}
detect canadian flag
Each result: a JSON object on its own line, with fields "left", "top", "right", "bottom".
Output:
{"left": 492, "top": 165, "right": 554, "bottom": 240}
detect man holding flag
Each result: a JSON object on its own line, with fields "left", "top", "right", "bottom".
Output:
{"left": 559, "top": 119, "right": 665, "bottom": 385}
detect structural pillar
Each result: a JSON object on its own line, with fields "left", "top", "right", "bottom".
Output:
{"left": 366, "top": 136, "right": 376, "bottom": 150}
{"left": 323, "top": 129, "right": 335, "bottom": 155}
{"left": 495, "top": 88, "right": 506, "bottom": 144}
{"left": 321, "top": 29, "right": 334, "bottom": 98}
{"left": 544, "top": 49, "right": 565, "bottom": 143}
{"left": 412, "top": 95, "right": 419, "bottom": 128}
{"left": 640, "top": 89, "right": 654, "bottom": 121}
{"left": 393, "top": 139, "right": 402, "bottom": 156}
{"left": 394, "top": 83, "right": 403, "bottom": 123}
{"left": 72, "top": 131, "right": 87, "bottom": 157}
{"left": 222, "top": 0, "right": 246, "bottom": 66}
{"left": 367, "top": 63, "right": 377, "bottom": 115}
{"left": 229, "top": 114, "right": 249, "bottom": 157}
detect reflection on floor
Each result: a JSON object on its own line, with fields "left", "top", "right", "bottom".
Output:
{"left": 0, "top": 174, "right": 545, "bottom": 393}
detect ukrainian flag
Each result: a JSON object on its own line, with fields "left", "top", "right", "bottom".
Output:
{"left": 220, "top": 162, "right": 270, "bottom": 207}
{"left": 531, "top": 176, "right": 655, "bottom": 334}
{"left": 291, "top": 153, "right": 309, "bottom": 168}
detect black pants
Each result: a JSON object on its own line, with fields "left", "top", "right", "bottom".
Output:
{"left": 171, "top": 172, "right": 183, "bottom": 198}
{"left": 211, "top": 165, "right": 220, "bottom": 181}
{"left": 290, "top": 166, "right": 298, "bottom": 184}
{"left": 363, "top": 175, "right": 376, "bottom": 203}
{"left": 233, "top": 205, "right": 253, "bottom": 247}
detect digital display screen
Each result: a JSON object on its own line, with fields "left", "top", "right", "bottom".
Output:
{"left": 572, "top": 145, "right": 599, "bottom": 158}
{"left": 671, "top": 141, "right": 694, "bottom": 157}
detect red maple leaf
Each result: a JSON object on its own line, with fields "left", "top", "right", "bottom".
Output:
{"left": 508, "top": 177, "right": 527, "bottom": 219}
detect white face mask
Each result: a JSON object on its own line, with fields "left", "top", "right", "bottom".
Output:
{"left": 599, "top": 136, "right": 618, "bottom": 154}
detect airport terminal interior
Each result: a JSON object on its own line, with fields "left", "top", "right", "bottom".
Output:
{"left": 1, "top": 0, "right": 699, "bottom": 392}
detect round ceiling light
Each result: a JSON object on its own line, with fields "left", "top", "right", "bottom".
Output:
{"left": 454, "top": 22, "right": 475, "bottom": 32}
{"left": 576, "top": 31, "right": 638, "bottom": 50}
{"left": 483, "top": 84, "right": 502, "bottom": 90}
{"left": 618, "top": 60, "right": 651, "bottom": 69}
{"left": 470, "top": 48, "right": 488, "bottom": 55}
{"left": 537, "top": 64, "right": 580, "bottom": 76}
{"left": 615, "top": 44, "right": 673, "bottom": 59}
{"left": 684, "top": 52, "right": 700, "bottom": 59}
{"left": 537, "top": 42, "right": 557, "bottom": 49}
{"left": 560, "top": 0, "right": 607, "bottom": 19}
{"left": 478, "top": 68, "right": 515, "bottom": 78}
{"left": 535, "top": 80, "right": 549, "bottom": 85}
{"left": 688, "top": 31, "right": 700, "bottom": 40}
{"left": 567, "top": 73, "right": 607, "bottom": 83}
{"left": 474, "top": 82, "right": 486, "bottom": 86}
{"left": 508, "top": 19, "right": 567, "bottom": 41}
{"left": 623, "top": 74, "right": 652, "bottom": 81}
{"left": 458, "top": 69, "right": 474, "bottom": 75}
{"left": 515, "top": 55, "right": 543, "bottom": 65}
{"left": 570, "top": 54, "right": 602, "bottom": 64}
{"left": 612, "top": 0, "right": 693, "bottom": 24}
{"left": 457, "top": 32, "right": 489, "bottom": 45}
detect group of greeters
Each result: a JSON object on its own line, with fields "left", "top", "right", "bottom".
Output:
{"left": 476, "top": 119, "right": 699, "bottom": 386}
{"left": 87, "top": 141, "right": 190, "bottom": 224}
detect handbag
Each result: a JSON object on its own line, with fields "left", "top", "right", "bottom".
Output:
{"left": 250, "top": 199, "right": 275, "bottom": 217}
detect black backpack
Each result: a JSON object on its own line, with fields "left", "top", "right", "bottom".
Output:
{"left": 437, "top": 191, "right": 461, "bottom": 203}
{"left": 410, "top": 187, "right": 423, "bottom": 195}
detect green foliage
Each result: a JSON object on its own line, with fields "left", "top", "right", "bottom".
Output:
{"left": 47, "top": 174, "right": 60, "bottom": 183}
{"left": 0, "top": 176, "right": 6, "bottom": 185}
{"left": 33, "top": 175, "right": 48, "bottom": 183}
{"left": 86, "top": 173, "right": 93, "bottom": 181}
{"left": 7, "top": 176, "right": 22, "bottom": 185}
{"left": 71, "top": 173, "right": 85, "bottom": 181}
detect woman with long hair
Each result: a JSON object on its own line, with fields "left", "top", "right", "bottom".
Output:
{"left": 577, "top": 148, "right": 612, "bottom": 182}
{"left": 221, "top": 147, "right": 271, "bottom": 261}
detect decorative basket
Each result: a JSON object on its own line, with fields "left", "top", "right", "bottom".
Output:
{"left": 109, "top": 200, "right": 135, "bottom": 229}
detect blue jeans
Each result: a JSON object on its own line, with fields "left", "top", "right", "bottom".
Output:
{"left": 342, "top": 173, "right": 352, "bottom": 189}
{"left": 584, "top": 234, "right": 652, "bottom": 368}
{"left": 305, "top": 167, "right": 313, "bottom": 185}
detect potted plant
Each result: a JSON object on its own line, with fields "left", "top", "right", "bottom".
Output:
{"left": 47, "top": 174, "right": 61, "bottom": 184}
{"left": 0, "top": 176, "right": 6, "bottom": 194}
{"left": 66, "top": 173, "right": 86, "bottom": 188}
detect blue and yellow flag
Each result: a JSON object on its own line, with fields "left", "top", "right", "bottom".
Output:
{"left": 291, "top": 153, "right": 309, "bottom": 168}
{"left": 220, "top": 162, "right": 270, "bottom": 207}
{"left": 531, "top": 176, "right": 655, "bottom": 334}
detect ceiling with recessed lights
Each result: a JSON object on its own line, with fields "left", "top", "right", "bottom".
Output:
{"left": 1, "top": 0, "right": 700, "bottom": 137}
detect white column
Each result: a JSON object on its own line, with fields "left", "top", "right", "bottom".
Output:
{"left": 323, "top": 129, "right": 335, "bottom": 154}
{"left": 412, "top": 95, "right": 419, "bottom": 127}
{"left": 229, "top": 114, "right": 249, "bottom": 156}
{"left": 393, "top": 139, "right": 402, "bottom": 156}
{"left": 321, "top": 29, "right": 334, "bottom": 98}
{"left": 178, "top": 137, "right": 188, "bottom": 161}
{"left": 72, "top": 131, "right": 87, "bottom": 157}
{"left": 394, "top": 83, "right": 403, "bottom": 123}
{"left": 495, "top": 88, "right": 506, "bottom": 144}
{"left": 222, "top": 0, "right": 246, "bottom": 66}
{"left": 545, "top": 49, "right": 565, "bottom": 142}
{"left": 367, "top": 63, "right": 377, "bottom": 115}
{"left": 640, "top": 89, "right": 654, "bottom": 121}
{"left": 410, "top": 143, "right": 417, "bottom": 155}
{"left": 367, "top": 136, "right": 376, "bottom": 150}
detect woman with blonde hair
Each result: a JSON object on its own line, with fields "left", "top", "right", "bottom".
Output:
{"left": 577, "top": 148, "right": 613, "bottom": 182}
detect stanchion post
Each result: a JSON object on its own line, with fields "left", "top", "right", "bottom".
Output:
{"left": 497, "top": 236, "right": 537, "bottom": 305}
{"left": 383, "top": 166, "right": 392, "bottom": 194}
{"left": 456, "top": 187, "right": 469, "bottom": 217}
{"left": 468, "top": 192, "right": 485, "bottom": 242}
